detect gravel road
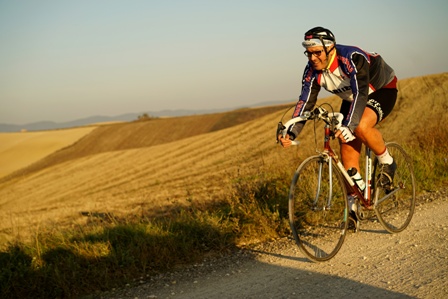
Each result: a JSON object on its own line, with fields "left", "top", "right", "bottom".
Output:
{"left": 97, "top": 187, "right": 448, "bottom": 299}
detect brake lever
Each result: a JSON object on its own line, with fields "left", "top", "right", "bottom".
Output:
{"left": 276, "top": 122, "right": 286, "bottom": 143}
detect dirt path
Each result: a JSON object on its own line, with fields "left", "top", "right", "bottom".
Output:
{"left": 99, "top": 190, "right": 448, "bottom": 299}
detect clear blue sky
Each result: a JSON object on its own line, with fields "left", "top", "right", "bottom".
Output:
{"left": 1, "top": 0, "right": 447, "bottom": 124}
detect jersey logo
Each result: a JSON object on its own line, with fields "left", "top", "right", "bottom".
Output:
{"left": 293, "top": 101, "right": 305, "bottom": 117}
{"left": 330, "top": 86, "right": 351, "bottom": 94}
{"left": 339, "top": 56, "right": 354, "bottom": 73}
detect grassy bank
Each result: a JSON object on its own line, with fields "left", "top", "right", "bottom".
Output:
{"left": 0, "top": 169, "right": 292, "bottom": 298}
{"left": 1, "top": 120, "right": 447, "bottom": 299}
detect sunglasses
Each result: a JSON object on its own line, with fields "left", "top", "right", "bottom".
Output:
{"left": 304, "top": 50, "right": 323, "bottom": 57}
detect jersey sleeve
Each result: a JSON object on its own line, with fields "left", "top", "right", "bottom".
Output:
{"left": 343, "top": 53, "right": 369, "bottom": 131}
{"left": 289, "top": 64, "right": 320, "bottom": 138}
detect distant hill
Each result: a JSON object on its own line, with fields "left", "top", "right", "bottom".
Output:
{"left": 0, "top": 101, "right": 289, "bottom": 132}
{"left": 0, "top": 114, "right": 137, "bottom": 132}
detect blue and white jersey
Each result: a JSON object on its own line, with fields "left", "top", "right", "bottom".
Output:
{"left": 291, "top": 44, "right": 396, "bottom": 136}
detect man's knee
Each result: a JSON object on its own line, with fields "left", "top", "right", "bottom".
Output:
{"left": 354, "top": 123, "right": 370, "bottom": 139}
{"left": 355, "top": 110, "right": 378, "bottom": 138}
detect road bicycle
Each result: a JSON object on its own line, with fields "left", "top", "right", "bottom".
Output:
{"left": 278, "top": 104, "right": 416, "bottom": 262}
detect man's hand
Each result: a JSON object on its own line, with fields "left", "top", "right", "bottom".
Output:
{"left": 278, "top": 134, "right": 293, "bottom": 148}
{"left": 335, "top": 126, "right": 356, "bottom": 143}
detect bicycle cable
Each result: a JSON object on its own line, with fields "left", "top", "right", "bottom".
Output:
{"left": 279, "top": 104, "right": 296, "bottom": 123}
{"left": 312, "top": 103, "right": 337, "bottom": 151}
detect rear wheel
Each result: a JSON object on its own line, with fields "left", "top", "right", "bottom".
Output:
{"left": 373, "top": 142, "right": 416, "bottom": 233}
{"left": 289, "top": 155, "right": 348, "bottom": 262}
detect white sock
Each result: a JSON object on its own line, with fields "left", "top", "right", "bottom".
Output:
{"left": 377, "top": 148, "right": 393, "bottom": 165}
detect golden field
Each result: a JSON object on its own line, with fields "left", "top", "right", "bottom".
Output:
{"left": 0, "top": 73, "right": 447, "bottom": 245}
{"left": 0, "top": 127, "right": 96, "bottom": 178}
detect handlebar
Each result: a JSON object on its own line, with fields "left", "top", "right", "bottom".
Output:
{"left": 279, "top": 106, "right": 344, "bottom": 146}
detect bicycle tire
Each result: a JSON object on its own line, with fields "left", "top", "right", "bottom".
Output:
{"left": 373, "top": 142, "right": 416, "bottom": 233}
{"left": 289, "top": 155, "right": 349, "bottom": 262}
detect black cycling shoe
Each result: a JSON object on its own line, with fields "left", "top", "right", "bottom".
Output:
{"left": 378, "top": 160, "right": 397, "bottom": 190}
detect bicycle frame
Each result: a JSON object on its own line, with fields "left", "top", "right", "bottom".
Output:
{"left": 315, "top": 117, "right": 402, "bottom": 210}
{"left": 281, "top": 106, "right": 404, "bottom": 211}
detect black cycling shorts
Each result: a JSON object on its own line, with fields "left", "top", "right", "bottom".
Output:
{"left": 341, "top": 88, "right": 398, "bottom": 124}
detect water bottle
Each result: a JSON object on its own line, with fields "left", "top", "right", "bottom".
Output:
{"left": 348, "top": 168, "right": 366, "bottom": 192}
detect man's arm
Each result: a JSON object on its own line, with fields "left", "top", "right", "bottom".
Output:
{"left": 344, "top": 53, "right": 370, "bottom": 132}
{"left": 289, "top": 65, "right": 320, "bottom": 139}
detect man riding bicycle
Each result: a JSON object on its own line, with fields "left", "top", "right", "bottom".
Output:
{"left": 279, "top": 26, "right": 398, "bottom": 221}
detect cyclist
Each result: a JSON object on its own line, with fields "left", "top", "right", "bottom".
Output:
{"left": 279, "top": 26, "right": 398, "bottom": 221}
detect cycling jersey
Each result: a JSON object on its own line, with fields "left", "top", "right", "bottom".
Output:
{"left": 290, "top": 44, "right": 397, "bottom": 138}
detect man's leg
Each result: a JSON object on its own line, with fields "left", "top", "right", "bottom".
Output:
{"left": 342, "top": 108, "right": 382, "bottom": 230}
{"left": 341, "top": 107, "right": 381, "bottom": 171}
{"left": 353, "top": 107, "right": 387, "bottom": 156}
{"left": 340, "top": 138, "right": 362, "bottom": 171}
{"left": 350, "top": 107, "right": 395, "bottom": 187}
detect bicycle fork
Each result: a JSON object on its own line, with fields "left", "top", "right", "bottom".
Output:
{"left": 315, "top": 156, "right": 336, "bottom": 211}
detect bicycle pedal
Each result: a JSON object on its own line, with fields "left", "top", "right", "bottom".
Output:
{"left": 384, "top": 185, "right": 395, "bottom": 195}
{"left": 348, "top": 213, "right": 360, "bottom": 233}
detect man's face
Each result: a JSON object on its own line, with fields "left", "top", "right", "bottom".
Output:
{"left": 305, "top": 46, "right": 330, "bottom": 71}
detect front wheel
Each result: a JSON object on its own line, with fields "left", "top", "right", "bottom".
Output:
{"left": 289, "top": 155, "right": 348, "bottom": 262}
{"left": 373, "top": 142, "right": 416, "bottom": 233}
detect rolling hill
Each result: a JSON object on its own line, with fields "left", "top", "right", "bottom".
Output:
{"left": 0, "top": 73, "right": 446, "bottom": 244}
{"left": 0, "top": 104, "right": 292, "bottom": 183}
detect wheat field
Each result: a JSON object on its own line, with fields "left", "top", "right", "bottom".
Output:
{"left": 0, "top": 73, "right": 446, "bottom": 245}
{"left": 0, "top": 127, "right": 96, "bottom": 178}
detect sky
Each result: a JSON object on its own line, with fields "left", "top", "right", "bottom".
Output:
{"left": 1, "top": 0, "right": 447, "bottom": 125}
